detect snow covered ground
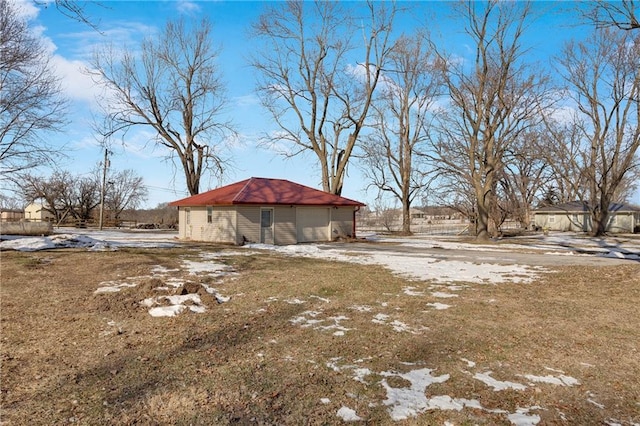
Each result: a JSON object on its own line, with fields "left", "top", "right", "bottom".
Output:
{"left": 2, "top": 228, "right": 639, "bottom": 425}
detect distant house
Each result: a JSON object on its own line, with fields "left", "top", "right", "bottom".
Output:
{"left": 169, "top": 177, "right": 365, "bottom": 245}
{"left": 24, "top": 203, "right": 54, "bottom": 222}
{"left": 0, "top": 209, "right": 23, "bottom": 222}
{"left": 534, "top": 201, "right": 640, "bottom": 234}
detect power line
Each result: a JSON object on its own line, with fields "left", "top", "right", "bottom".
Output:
{"left": 143, "top": 185, "right": 190, "bottom": 195}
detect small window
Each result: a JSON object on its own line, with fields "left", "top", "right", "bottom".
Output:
{"left": 261, "top": 209, "right": 273, "bottom": 227}
{"left": 185, "top": 208, "right": 191, "bottom": 225}
{"left": 548, "top": 214, "right": 555, "bottom": 223}
{"left": 207, "top": 206, "right": 213, "bottom": 223}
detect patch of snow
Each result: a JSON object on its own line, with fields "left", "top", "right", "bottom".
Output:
{"left": 214, "top": 294, "right": 231, "bottom": 304}
{"left": 372, "top": 313, "right": 390, "bottom": 324}
{"left": 245, "top": 239, "right": 546, "bottom": 284}
{"left": 336, "top": 406, "right": 363, "bottom": 422}
{"left": 446, "top": 285, "right": 467, "bottom": 291}
{"left": 148, "top": 304, "right": 186, "bottom": 317}
{"left": 380, "top": 368, "right": 450, "bottom": 420}
{"left": 507, "top": 407, "right": 542, "bottom": 426}
{"left": 431, "top": 292, "right": 459, "bottom": 299}
{"left": 370, "top": 314, "right": 426, "bottom": 334}
{"left": 94, "top": 282, "right": 137, "bottom": 294}
{"left": 352, "top": 367, "right": 372, "bottom": 384}
{"left": 522, "top": 374, "right": 579, "bottom": 386}
{"left": 151, "top": 265, "right": 180, "bottom": 274}
{"left": 473, "top": 372, "right": 527, "bottom": 391}
{"left": 461, "top": 358, "right": 476, "bottom": 368}
{"left": 290, "top": 311, "right": 351, "bottom": 335}
{"left": 320, "top": 398, "right": 331, "bottom": 404}
{"left": 425, "top": 303, "right": 452, "bottom": 310}
{"left": 424, "top": 395, "right": 485, "bottom": 411}
{"left": 587, "top": 398, "right": 605, "bottom": 409}
{"left": 182, "top": 258, "right": 234, "bottom": 276}
{"left": 403, "top": 287, "right": 425, "bottom": 296}
{"left": 142, "top": 293, "right": 205, "bottom": 317}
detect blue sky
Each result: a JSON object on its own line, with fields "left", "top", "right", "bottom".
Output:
{"left": 15, "top": 0, "right": 640, "bottom": 207}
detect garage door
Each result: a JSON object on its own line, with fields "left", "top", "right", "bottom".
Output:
{"left": 297, "top": 208, "right": 330, "bottom": 243}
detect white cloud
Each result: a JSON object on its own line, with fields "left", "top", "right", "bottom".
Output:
{"left": 11, "top": 0, "right": 39, "bottom": 20}
{"left": 234, "top": 94, "right": 260, "bottom": 108}
{"left": 176, "top": 0, "right": 201, "bottom": 15}
{"left": 51, "top": 55, "right": 101, "bottom": 106}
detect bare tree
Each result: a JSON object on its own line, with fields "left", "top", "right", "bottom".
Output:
{"left": 585, "top": 0, "right": 639, "bottom": 31}
{"left": 250, "top": 1, "right": 397, "bottom": 195}
{"left": 431, "top": 176, "right": 476, "bottom": 233}
{"left": 51, "top": 0, "right": 101, "bottom": 29}
{"left": 557, "top": 28, "right": 640, "bottom": 236}
{"left": 73, "top": 174, "right": 101, "bottom": 221}
{"left": 430, "top": 0, "right": 550, "bottom": 240}
{"left": 90, "top": 18, "right": 233, "bottom": 196}
{"left": 361, "top": 34, "right": 441, "bottom": 234}
{"left": 540, "top": 115, "right": 591, "bottom": 204}
{"left": 21, "top": 171, "right": 75, "bottom": 224}
{"left": 499, "top": 129, "right": 550, "bottom": 229}
{"left": 0, "top": 0, "right": 68, "bottom": 181}
{"left": 105, "top": 169, "right": 148, "bottom": 221}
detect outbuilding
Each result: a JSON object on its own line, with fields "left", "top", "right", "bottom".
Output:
{"left": 24, "top": 203, "right": 54, "bottom": 222}
{"left": 533, "top": 201, "right": 640, "bottom": 234}
{"left": 169, "top": 177, "right": 365, "bottom": 245}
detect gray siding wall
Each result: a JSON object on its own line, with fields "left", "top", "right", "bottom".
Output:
{"left": 236, "top": 205, "right": 261, "bottom": 244}
{"left": 274, "top": 206, "right": 297, "bottom": 245}
{"left": 534, "top": 213, "right": 588, "bottom": 232}
{"left": 296, "top": 207, "right": 330, "bottom": 242}
{"left": 534, "top": 212, "right": 635, "bottom": 233}
{"left": 331, "top": 207, "right": 355, "bottom": 239}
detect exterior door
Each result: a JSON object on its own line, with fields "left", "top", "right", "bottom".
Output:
{"left": 260, "top": 208, "right": 274, "bottom": 244}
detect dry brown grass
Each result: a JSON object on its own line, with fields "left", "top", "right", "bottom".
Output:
{"left": 1, "top": 246, "right": 639, "bottom": 425}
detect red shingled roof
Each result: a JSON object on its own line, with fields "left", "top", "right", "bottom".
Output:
{"left": 169, "top": 177, "right": 365, "bottom": 207}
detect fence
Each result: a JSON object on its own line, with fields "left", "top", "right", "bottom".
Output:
{"left": 0, "top": 221, "right": 53, "bottom": 236}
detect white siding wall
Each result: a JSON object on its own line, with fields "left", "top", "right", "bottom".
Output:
{"left": 201, "top": 206, "right": 237, "bottom": 243}
{"left": 177, "top": 207, "right": 187, "bottom": 238}
{"left": 178, "top": 206, "right": 236, "bottom": 243}
{"left": 236, "top": 206, "right": 261, "bottom": 244}
{"left": 187, "top": 207, "right": 207, "bottom": 241}
{"left": 608, "top": 213, "right": 634, "bottom": 233}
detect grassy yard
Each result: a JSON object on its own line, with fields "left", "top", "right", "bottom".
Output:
{"left": 1, "top": 246, "right": 639, "bottom": 425}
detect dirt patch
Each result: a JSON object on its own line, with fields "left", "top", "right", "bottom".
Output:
{"left": 1, "top": 247, "right": 639, "bottom": 425}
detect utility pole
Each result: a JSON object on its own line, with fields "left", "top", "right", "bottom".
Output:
{"left": 98, "top": 148, "right": 110, "bottom": 230}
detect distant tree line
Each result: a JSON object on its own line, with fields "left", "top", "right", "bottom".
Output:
{"left": 20, "top": 168, "right": 147, "bottom": 225}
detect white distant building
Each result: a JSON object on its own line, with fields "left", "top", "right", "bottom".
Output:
{"left": 24, "top": 203, "right": 55, "bottom": 222}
